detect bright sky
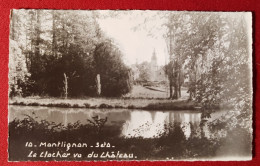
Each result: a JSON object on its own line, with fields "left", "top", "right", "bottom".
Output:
{"left": 98, "top": 11, "right": 168, "bottom": 66}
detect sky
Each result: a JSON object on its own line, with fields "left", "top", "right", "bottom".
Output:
{"left": 97, "top": 11, "right": 252, "bottom": 68}
{"left": 97, "top": 11, "right": 168, "bottom": 66}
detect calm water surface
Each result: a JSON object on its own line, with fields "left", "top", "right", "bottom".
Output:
{"left": 9, "top": 105, "right": 224, "bottom": 139}
{"left": 8, "top": 105, "right": 252, "bottom": 160}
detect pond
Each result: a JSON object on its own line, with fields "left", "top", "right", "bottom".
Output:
{"left": 8, "top": 105, "right": 251, "bottom": 161}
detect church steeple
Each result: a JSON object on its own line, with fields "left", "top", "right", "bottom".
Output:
{"left": 152, "top": 48, "right": 157, "bottom": 61}
{"left": 150, "top": 49, "right": 158, "bottom": 82}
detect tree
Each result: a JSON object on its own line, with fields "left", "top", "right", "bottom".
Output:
{"left": 94, "top": 40, "right": 132, "bottom": 97}
{"left": 164, "top": 13, "right": 191, "bottom": 99}
{"left": 10, "top": 10, "right": 132, "bottom": 97}
{"left": 136, "top": 62, "right": 151, "bottom": 82}
{"left": 9, "top": 40, "right": 30, "bottom": 97}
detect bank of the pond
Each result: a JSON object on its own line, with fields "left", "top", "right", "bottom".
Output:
{"left": 9, "top": 97, "right": 199, "bottom": 110}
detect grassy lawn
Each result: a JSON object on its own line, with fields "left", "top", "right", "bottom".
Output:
{"left": 124, "top": 85, "right": 189, "bottom": 99}
{"left": 9, "top": 85, "right": 196, "bottom": 110}
{"left": 9, "top": 96, "right": 196, "bottom": 110}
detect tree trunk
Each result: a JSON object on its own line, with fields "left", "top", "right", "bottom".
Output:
{"left": 173, "top": 61, "right": 180, "bottom": 99}
{"left": 169, "top": 75, "right": 173, "bottom": 98}
{"left": 189, "top": 89, "right": 192, "bottom": 100}
{"left": 168, "top": 28, "right": 174, "bottom": 99}
{"left": 28, "top": 11, "right": 34, "bottom": 72}
{"left": 63, "top": 73, "right": 68, "bottom": 99}
{"left": 168, "top": 61, "right": 174, "bottom": 99}
{"left": 178, "top": 83, "right": 181, "bottom": 97}
{"left": 96, "top": 74, "right": 101, "bottom": 96}
{"left": 178, "top": 66, "right": 182, "bottom": 97}
{"left": 11, "top": 11, "right": 16, "bottom": 40}
{"left": 52, "top": 10, "right": 57, "bottom": 57}
{"left": 35, "top": 10, "right": 41, "bottom": 59}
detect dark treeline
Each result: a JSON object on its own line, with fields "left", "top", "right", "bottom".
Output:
{"left": 9, "top": 10, "right": 132, "bottom": 98}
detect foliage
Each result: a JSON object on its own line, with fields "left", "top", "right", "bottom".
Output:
{"left": 9, "top": 40, "right": 31, "bottom": 97}
{"left": 9, "top": 114, "right": 249, "bottom": 161}
{"left": 9, "top": 10, "right": 132, "bottom": 97}
{"left": 163, "top": 12, "right": 251, "bottom": 105}
{"left": 94, "top": 41, "right": 132, "bottom": 97}
{"left": 135, "top": 61, "right": 151, "bottom": 82}
{"left": 163, "top": 12, "right": 252, "bottom": 122}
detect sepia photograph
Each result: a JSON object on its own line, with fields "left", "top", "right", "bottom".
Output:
{"left": 8, "top": 10, "right": 253, "bottom": 161}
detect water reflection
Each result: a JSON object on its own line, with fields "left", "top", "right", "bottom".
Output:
{"left": 122, "top": 111, "right": 201, "bottom": 138}
{"left": 9, "top": 106, "right": 202, "bottom": 139}
{"left": 9, "top": 106, "right": 252, "bottom": 160}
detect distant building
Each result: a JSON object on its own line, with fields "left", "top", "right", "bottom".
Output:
{"left": 150, "top": 49, "right": 166, "bottom": 82}
{"left": 130, "top": 49, "right": 167, "bottom": 83}
{"left": 150, "top": 49, "right": 158, "bottom": 81}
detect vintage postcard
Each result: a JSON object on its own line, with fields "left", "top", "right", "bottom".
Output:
{"left": 8, "top": 10, "right": 253, "bottom": 161}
